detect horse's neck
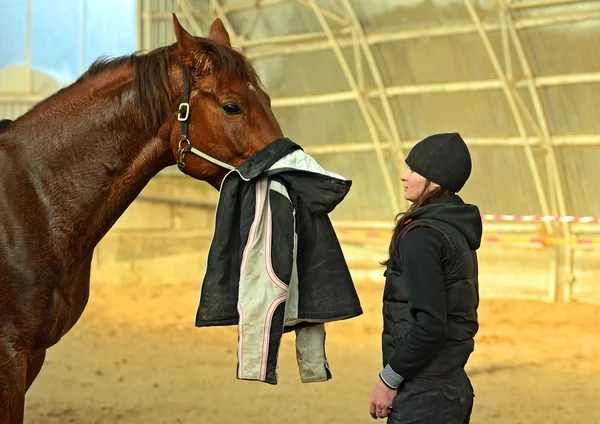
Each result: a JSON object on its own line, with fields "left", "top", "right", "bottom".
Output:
{"left": 17, "top": 69, "right": 174, "bottom": 256}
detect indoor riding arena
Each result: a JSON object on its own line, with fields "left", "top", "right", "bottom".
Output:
{"left": 2, "top": 1, "right": 600, "bottom": 423}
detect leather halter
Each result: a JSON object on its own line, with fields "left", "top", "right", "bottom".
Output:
{"left": 176, "top": 66, "right": 235, "bottom": 173}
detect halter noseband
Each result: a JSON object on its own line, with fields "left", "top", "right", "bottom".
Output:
{"left": 176, "top": 65, "right": 236, "bottom": 173}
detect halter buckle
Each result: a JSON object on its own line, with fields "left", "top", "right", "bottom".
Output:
{"left": 177, "top": 102, "right": 190, "bottom": 121}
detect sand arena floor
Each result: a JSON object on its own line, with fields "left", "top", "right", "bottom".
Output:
{"left": 25, "top": 281, "right": 600, "bottom": 423}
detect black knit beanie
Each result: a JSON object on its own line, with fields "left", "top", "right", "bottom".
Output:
{"left": 405, "top": 132, "right": 471, "bottom": 193}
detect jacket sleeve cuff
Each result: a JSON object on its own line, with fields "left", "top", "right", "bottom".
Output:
{"left": 379, "top": 364, "right": 405, "bottom": 389}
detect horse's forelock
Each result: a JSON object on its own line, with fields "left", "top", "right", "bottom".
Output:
{"left": 129, "top": 39, "right": 260, "bottom": 134}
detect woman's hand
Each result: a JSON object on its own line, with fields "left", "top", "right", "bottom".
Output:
{"left": 369, "top": 379, "right": 397, "bottom": 419}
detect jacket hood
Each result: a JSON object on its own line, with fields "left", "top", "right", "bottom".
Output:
{"left": 407, "top": 194, "right": 482, "bottom": 250}
{"left": 233, "top": 138, "right": 352, "bottom": 215}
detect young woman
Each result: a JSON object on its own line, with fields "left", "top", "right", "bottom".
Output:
{"left": 369, "top": 133, "right": 482, "bottom": 423}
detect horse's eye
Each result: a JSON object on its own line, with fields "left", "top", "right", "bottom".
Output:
{"left": 222, "top": 103, "right": 243, "bottom": 115}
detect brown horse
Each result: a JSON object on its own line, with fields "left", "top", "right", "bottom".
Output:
{"left": 0, "top": 14, "right": 282, "bottom": 423}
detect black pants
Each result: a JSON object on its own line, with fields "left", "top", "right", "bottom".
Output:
{"left": 387, "top": 368, "right": 474, "bottom": 424}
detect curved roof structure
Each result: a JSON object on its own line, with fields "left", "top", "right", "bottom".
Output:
{"left": 139, "top": 0, "right": 600, "bottom": 223}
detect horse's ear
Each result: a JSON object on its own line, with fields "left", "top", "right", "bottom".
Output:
{"left": 172, "top": 13, "right": 203, "bottom": 66}
{"left": 208, "top": 18, "right": 231, "bottom": 47}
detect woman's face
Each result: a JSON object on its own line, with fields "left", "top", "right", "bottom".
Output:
{"left": 401, "top": 168, "right": 438, "bottom": 202}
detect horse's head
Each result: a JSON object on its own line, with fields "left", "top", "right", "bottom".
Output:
{"left": 168, "top": 15, "right": 283, "bottom": 187}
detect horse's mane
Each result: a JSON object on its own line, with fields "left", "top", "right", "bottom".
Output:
{"left": 26, "top": 38, "right": 261, "bottom": 135}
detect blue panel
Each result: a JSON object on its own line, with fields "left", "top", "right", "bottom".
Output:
{"left": 84, "top": 0, "right": 136, "bottom": 68}
{"left": 0, "top": 0, "right": 136, "bottom": 85}
{"left": 30, "top": 0, "right": 82, "bottom": 83}
{"left": 0, "top": 0, "right": 27, "bottom": 68}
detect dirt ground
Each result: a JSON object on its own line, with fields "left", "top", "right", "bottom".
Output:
{"left": 24, "top": 281, "right": 600, "bottom": 424}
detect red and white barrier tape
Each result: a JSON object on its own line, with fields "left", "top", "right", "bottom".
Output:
{"left": 335, "top": 214, "right": 600, "bottom": 246}
{"left": 482, "top": 236, "right": 598, "bottom": 245}
{"left": 482, "top": 214, "right": 600, "bottom": 224}
{"left": 336, "top": 230, "right": 600, "bottom": 245}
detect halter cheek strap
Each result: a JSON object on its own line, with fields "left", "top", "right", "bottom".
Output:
{"left": 176, "top": 65, "right": 235, "bottom": 173}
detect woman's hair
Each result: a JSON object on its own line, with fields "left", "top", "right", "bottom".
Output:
{"left": 381, "top": 181, "right": 454, "bottom": 267}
